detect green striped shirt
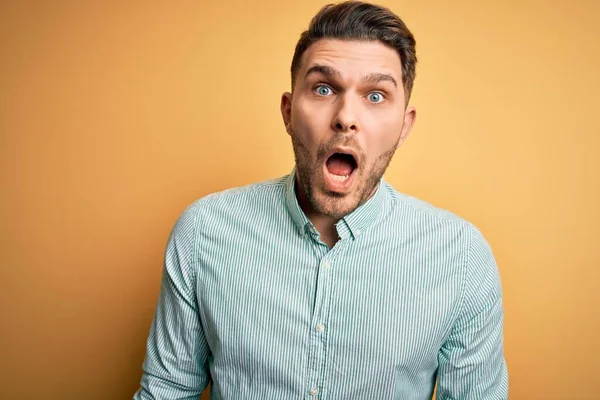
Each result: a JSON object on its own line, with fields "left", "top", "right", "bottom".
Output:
{"left": 134, "top": 170, "right": 508, "bottom": 399}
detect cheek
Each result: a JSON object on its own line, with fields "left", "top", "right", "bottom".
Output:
{"left": 362, "top": 113, "right": 404, "bottom": 158}
{"left": 292, "top": 99, "right": 331, "bottom": 150}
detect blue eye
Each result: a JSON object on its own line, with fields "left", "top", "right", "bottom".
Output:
{"left": 315, "top": 85, "right": 333, "bottom": 96}
{"left": 368, "top": 92, "right": 384, "bottom": 103}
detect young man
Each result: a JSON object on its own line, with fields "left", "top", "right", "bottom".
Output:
{"left": 134, "top": 2, "right": 508, "bottom": 399}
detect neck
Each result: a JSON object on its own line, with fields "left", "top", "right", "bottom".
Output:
{"left": 295, "top": 175, "right": 339, "bottom": 248}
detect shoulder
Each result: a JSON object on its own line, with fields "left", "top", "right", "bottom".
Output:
{"left": 382, "top": 182, "right": 486, "bottom": 244}
{"left": 196, "top": 175, "right": 287, "bottom": 208}
{"left": 381, "top": 183, "right": 502, "bottom": 305}
{"left": 383, "top": 182, "right": 474, "bottom": 228}
{"left": 381, "top": 182, "right": 495, "bottom": 265}
{"left": 173, "top": 175, "right": 288, "bottom": 233}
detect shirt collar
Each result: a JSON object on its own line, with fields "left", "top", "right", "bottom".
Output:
{"left": 284, "top": 168, "right": 387, "bottom": 240}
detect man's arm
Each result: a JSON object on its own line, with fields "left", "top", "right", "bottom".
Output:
{"left": 436, "top": 226, "right": 508, "bottom": 399}
{"left": 134, "top": 203, "right": 211, "bottom": 400}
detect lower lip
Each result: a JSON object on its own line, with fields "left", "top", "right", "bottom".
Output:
{"left": 322, "top": 164, "right": 357, "bottom": 194}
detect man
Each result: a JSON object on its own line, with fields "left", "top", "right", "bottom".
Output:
{"left": 134, "top": 1, "right": 508, "bottom": 399}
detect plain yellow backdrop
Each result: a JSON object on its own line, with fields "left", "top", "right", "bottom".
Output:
{"left": 1, "top": 1, "right": 598, "bottom": 399}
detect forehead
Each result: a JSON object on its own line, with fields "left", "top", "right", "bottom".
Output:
{"left": 299, "top": 39, "right": 403, "bottom": 82}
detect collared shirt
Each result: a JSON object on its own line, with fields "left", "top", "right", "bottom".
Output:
{"left": 134, "top": 170, "right": 508, "bottom": 400}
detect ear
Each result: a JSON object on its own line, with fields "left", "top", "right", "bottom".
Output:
{"left": 280, "top": 92, "right": 293, "bottom": 136}
{"left": 396, "top": 105, "right": 416, "bottom": 149}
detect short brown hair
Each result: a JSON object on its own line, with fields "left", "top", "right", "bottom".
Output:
{"left": 290, "top": 1, "right": 417, "bottom": 102}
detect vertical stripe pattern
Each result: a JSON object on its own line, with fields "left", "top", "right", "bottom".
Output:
{"left": 133, "top": 170, "right": 508, "bottom": 400}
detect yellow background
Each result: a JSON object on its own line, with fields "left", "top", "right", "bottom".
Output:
{"left": 1, "top": 1, "right": 598, "bottom": 399}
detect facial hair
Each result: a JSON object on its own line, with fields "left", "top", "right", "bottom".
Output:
{"left": 290, "top": 129, "right": 400, "bottom": 220}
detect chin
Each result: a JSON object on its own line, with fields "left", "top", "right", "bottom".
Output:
{"left": 311, "top": 191, "right": 360, "bottom": 219}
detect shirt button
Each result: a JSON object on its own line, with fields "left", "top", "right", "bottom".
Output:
{"left": 316, "top": 323, "right": 325, "bottom": 333}
{"left": 310, "top": 387, "right": 319, "bottom": 396}
{"left": 323, "top": 260, "right": 330, "bottom": 270}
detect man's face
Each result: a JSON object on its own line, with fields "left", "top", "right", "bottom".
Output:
{"left": 281, "top": 39, "right": 416, "bottom": 220}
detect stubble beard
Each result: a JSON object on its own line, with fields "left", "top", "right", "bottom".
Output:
{"left": 290, "top": 132, "right": 399, "bottom": 220}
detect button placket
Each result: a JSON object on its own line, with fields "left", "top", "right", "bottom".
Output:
{"left": 307, "top": 241, "right": 348, "bottom": 400}
{"left": 306, "top": 255, "right": 331, "bottom": 400}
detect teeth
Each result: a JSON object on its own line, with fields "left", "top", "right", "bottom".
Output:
{"left": 329, "top": 172, "right": 350, "bottom": 182}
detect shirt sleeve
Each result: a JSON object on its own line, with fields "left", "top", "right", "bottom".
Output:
{"left": 436, "top": 226, "right": 509, "bottom": 399}
{"left": 133, "top": 203, "right": 211, "bottom": 400}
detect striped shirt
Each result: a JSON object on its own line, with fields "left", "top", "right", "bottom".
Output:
{"left": 133, "top": 169, "right": 508, "bottom": 400}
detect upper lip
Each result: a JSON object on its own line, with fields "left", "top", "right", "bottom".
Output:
{"left": 325, "top": 147, "right": 360, "bottom": 169}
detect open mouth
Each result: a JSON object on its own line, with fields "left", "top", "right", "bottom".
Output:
{"left": 323, "top": 150, "right": 358, "bottom": 192}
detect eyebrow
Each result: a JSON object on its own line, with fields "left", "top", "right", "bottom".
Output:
{"left": 364, "top": 72, "right": 398, "bottom": 89}
{"left": 304, "top": 64, "right": 341, "bottom": 79}
{"left": 304, "top": 64, "right": 398, "bottom": 89}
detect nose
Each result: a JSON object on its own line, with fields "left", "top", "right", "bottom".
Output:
{"left": 331, "top": 94, "right": 358, "bottom": 133}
